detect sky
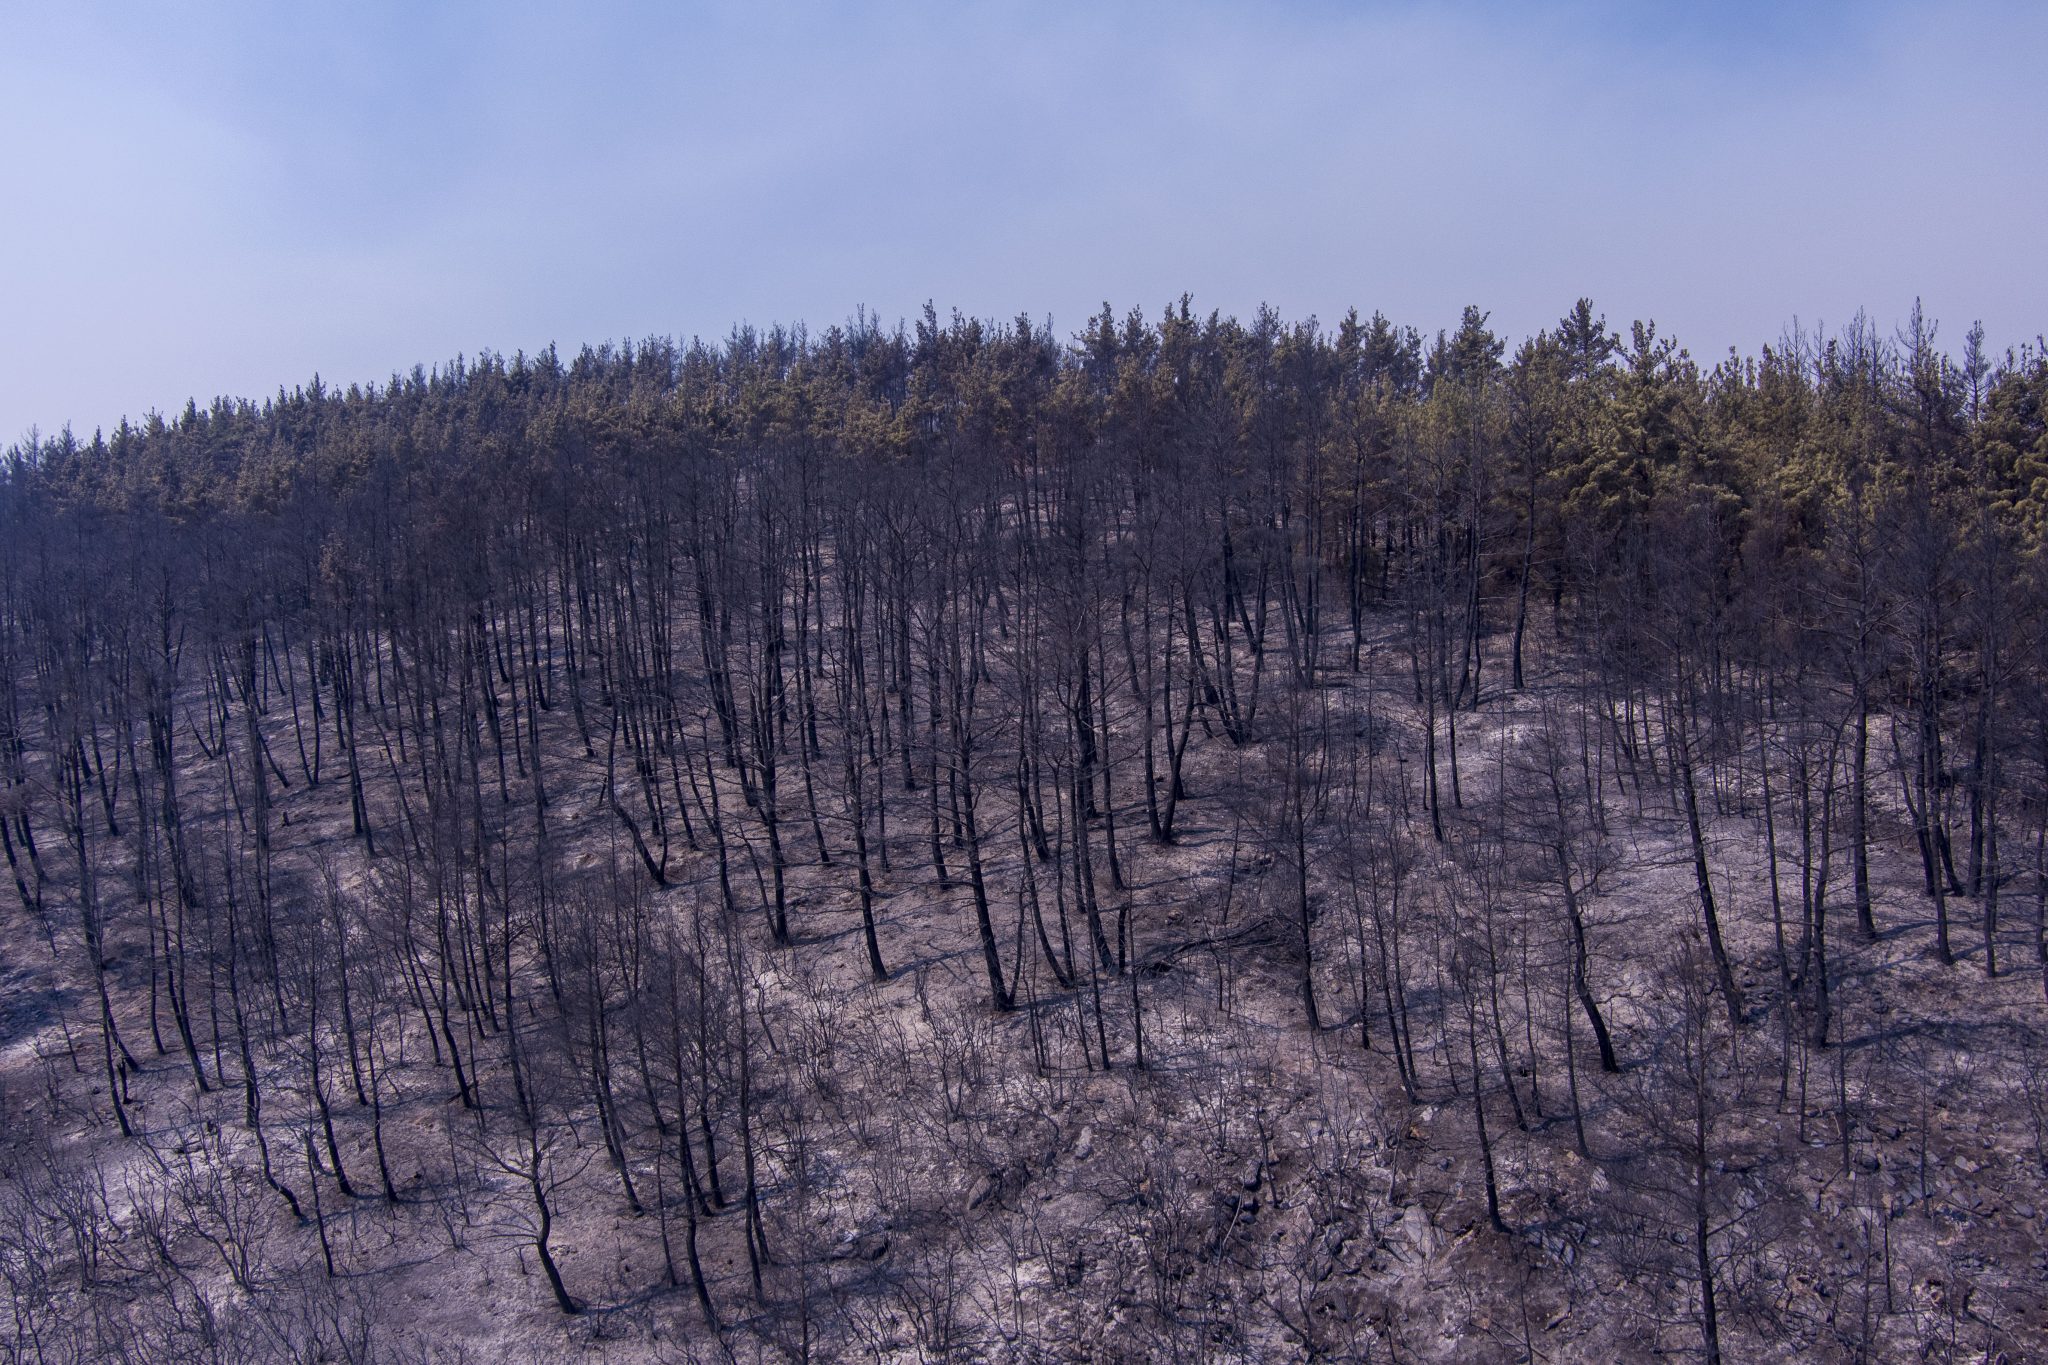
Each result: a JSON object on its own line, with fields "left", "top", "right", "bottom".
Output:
{"left": 2, "top": 0, "right": 2043, "bottom": 445}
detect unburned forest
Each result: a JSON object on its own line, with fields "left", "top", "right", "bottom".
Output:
{"left": 2, "top": 299, "right": 2047, "bottom": 1363}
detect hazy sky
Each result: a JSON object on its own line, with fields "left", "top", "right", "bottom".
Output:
{"left": 3, "top": 0, "right": 2043, "bottom": 444}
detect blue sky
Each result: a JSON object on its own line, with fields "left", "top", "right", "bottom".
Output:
{"left": 2, "top": 1, "right": 2043, "bottom": 443}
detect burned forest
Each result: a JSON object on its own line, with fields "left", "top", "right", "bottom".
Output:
{"left": 3, "top": 300, "right": 2048, "bottom": 1363}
